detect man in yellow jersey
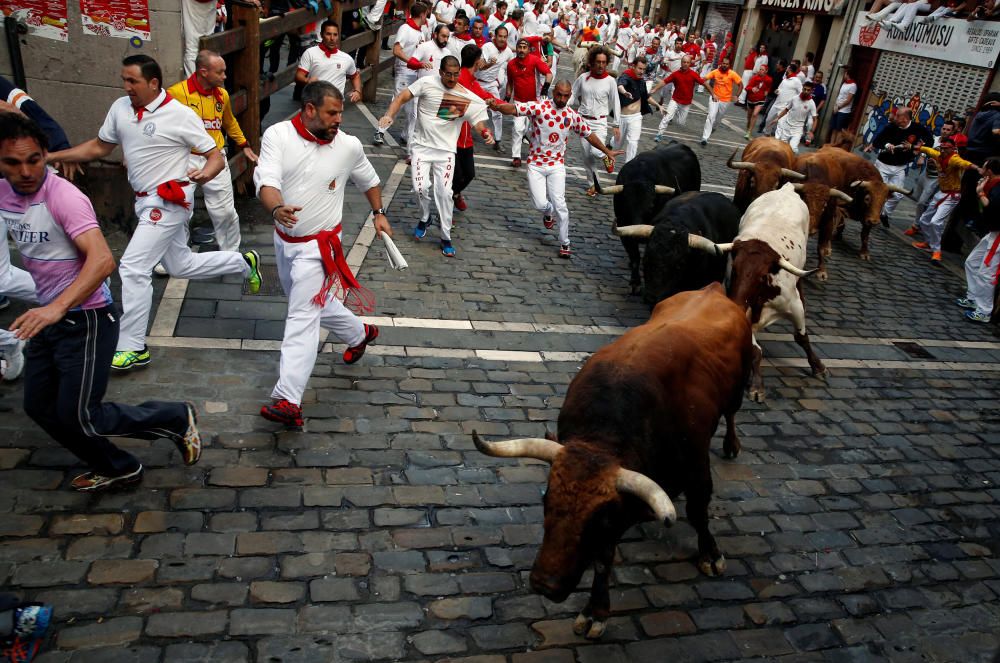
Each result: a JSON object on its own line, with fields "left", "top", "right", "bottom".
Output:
{"left": 168, "top": 50, "right": 258, "bottom": 252}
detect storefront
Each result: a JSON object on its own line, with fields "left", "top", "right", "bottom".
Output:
{"left": 844, "top": 13, "right": 1000, "bottom": 143}
{"left": 692, "top": 0, "right": 744, "bottom": 49}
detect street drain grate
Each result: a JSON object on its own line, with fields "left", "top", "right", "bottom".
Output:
{"left": 244, "top": 263, "right": 284, "bottom": 296}
{"left": 892, "top": 341, "right": 936, "bottom": 360}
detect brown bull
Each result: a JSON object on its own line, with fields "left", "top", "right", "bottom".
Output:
{"left": 815, "top": 146, "right": 910, "bottom": 262}
{"left": 472, "top": 283, "right": 752, "bottom": 640}
{"left": 728, "top": 137, "right": 805, "bottom": 212}
{"left": 791, "top": 151, "right": 854, "bottom": 281}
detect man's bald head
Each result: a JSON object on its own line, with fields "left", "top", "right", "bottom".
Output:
{"left": 552, "top": 80, "right": 572, "bottom": 108}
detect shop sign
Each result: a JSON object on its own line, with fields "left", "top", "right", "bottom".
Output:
{"left": 850, "top": 11, "right": 1000, "bottom": 68}
{"left": 758, "top": 0, "right": 847, "bottom": 16}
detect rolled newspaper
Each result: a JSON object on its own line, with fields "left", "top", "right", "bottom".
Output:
{"left": 380, "top": 231, "right": 408, "bottom": 270}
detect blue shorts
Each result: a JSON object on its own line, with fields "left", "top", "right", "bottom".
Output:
{"left": 831, "top": 111, "right": 852, "bottom": 130}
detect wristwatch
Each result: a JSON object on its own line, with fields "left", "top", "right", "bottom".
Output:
{"left": 373, "top": 208, "right": 386, "bottom": 215}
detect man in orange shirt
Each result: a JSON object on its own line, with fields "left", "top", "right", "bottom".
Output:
{"left": 700, "top": 57, "right": 742, "bottom": 146}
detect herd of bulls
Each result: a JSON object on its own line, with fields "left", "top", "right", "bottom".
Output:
{"left": 472, "top": 139, "right": 908, "bottom": 640}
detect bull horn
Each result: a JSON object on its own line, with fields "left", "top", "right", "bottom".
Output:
{"left": 828, "top": 188, "right": 853, "bottom": 203}
{"left": 472, "top": 430, "right": 562, "bottom": 463}
{"left": 613, "top": 224, "right": 655, "bottom": 239}
{"left": 687, "top": 233, "right": 721, "bottom": 254}
{"left": 850, "top": 180, "right": 873, "bottom": 191}
{"left": 777, "top": 258, "right": 816, "bottom": 278}
{"left": 886, "top": 183, "right": 912, "bottom": 195}
{"left": 615, "top": 467, "right": 677, "bottom": 527}
{"left": 653, "top": 184, "right": 676, "bottom": 194}
{"left": 592, "top": 174, "right": 623, "bottom": 195}
{"left": 726, "top": 148, "right": 756, "bottom": 171}
{"left": 780, "top": 168, "right": 807, "bottom": 181}
{"left": 792, "top": 183, "right": 805, "bottom": 192}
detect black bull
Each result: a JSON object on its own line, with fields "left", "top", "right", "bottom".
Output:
{"left": 595, "top": 143, "right": 702, "bottom": 294}
{"left": 612, "top": 192, "right": 742, "bottom": 306}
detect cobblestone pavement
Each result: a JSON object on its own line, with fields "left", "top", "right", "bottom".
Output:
{"left": 2, "top": 52, "right": 1000, "bottom": 663}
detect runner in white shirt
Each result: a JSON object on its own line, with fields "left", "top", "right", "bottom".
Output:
{"left": 254, "top": 82, "right": 391, "bottom": 428}
{"left": 476, "top": 25, "right": 516, "bottom": 149}
{"left": 493, "top": 80, "right": 619, "bottom": 257}
{"left": 412, "top": 25, "right": 453, "bottom": 81}
{"left": 570, "top": 46, "right": 621, "bottom": 196}
{"left": 768, "top": 81, "right": 818, "bottom": 153}
{"left": 659, "top": 40, "right": 684, "bottom": 102}
{"left": 434, "top": 0, "right": 458, "bottom": 25}
{"left": 487, "top": 1, "right": 509, "bottom": 34}
{"left": 296, "top": 20, "right": 361, "bottom": 102}
{"left": 447, "top": 14, "right": 476, "bottom": 58}
{"left": 47, "top": 54, "right": 260, "bottom": 371}
{"left": 375, "top": 2, "right": 430, "bottom": 146}
{"left": 378, "top": 55, "right": 494, "bottom": 257}
{"left": 763, "top": 64, "right": 803, "bottom": 135}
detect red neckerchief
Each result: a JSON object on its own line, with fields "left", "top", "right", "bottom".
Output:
{"left": 406, "top": 17, "right": 420, "bottom": 30}
{"left": 134, "top": 92, "right": 172, "bottom": 121}
{"left": 319, "top": 43, "right": 339, "bottom": 57}
{"left": 494, "top": 11, "right": 503, "bottom": 20}
{"left": 187, "top": 74, "right": 223, "bottom": 102}
{"left": 645, "top": 46, "right": 657, "bottom": 55}
{"left": 292, "top": 113, "right": 331, "bottom": 145}
{"left": 509, "top": 18, "right": 519, "bottom": 28}
{"left": 474, "top": 35, "right": 487, "bottom": 46}
{"left": 455, "top": 32, "right": 472, "bottom": 40}
{"left": 623, "top": 68, "right": 641, "bottom": 80}
{"left": 587, "top": 71, "right": 609, "bottom": 79}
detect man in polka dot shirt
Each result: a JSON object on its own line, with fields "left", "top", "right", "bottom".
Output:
{"left": 493, "top": 79, "right": 619, "bottom": 258}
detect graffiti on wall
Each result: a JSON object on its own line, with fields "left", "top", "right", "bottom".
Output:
{"left": 860, "top": 88, "right": 962, "bottom": 146}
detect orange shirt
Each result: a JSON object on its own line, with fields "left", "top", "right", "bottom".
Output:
{"left": 706, "top": 68, "right": 743, "bottom": 102}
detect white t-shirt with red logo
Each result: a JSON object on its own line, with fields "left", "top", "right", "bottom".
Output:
{"left": 515, "top": 99, "right": 591, "bottom": 167}
{"left": 298, "top": 46, "right": 358, "bottom": 95}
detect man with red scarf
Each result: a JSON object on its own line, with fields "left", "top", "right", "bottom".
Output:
{"left": 254, "top": 82, "right": 392, "bottom": 427}
{"left": 48, "top": 55, "right": 261, "bottom": 372}
{"left": 615, "top": 56, "right": 660, "bottom": 163}
{"left": 448, "top": 14, "right": 476, "bottom": 57}
{"left": 910, "top": 136, "right": 980, "bottom": 263}
{"left": 506, "top": 39, "right": 553, "bottom": 168}
{"left": 375, "top": 1, "right": 429, "bottom": 146}
{"left": 295, "top": 21, "right": 362, "bottom": 102}
{"left": 959, "top": 158, "right": 1000, "bottom": 323}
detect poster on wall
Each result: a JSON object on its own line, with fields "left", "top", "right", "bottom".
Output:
{"left": 0, "top": 0, "right": 69, "bottom": 41}
{"left": 850, "top": 11, "right": 1000, "bottom": 68}
{"left": 79, "top": 0, "right": 150, "bottom": 40}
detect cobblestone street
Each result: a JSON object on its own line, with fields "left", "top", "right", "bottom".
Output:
{"left": 1, "top": 54, "right": 999, "bottom": 663}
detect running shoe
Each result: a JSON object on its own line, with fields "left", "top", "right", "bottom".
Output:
{"left": 414, "top": 221, "right": 428, "bottom": 239}
{"left": 559, "top": 244, "right": 572, "bottom": 259}
{"left": 111, "top": 347, "right": 150, "bottom": 371}
{"left": 344, "top": 323, "right": 379, "bottom": 364}
{"left": 244, "top": 250, "right": 262, "bottom": 294}
{"left": 172, "top": 402, "right": 202, "bottom": 466}
{"left": 512, "top": 157, "right": 522, "bottom": 168}
{"left": 700, "top": 139, "right": 707, "bottom": 146}
{"left": 543, "top": 214, "right": 555, "bottom": 229}
{"left": 261, "top": 399, "right": 304, "bottom": 427}
{"left": 1, "top": 603, "right": 52, "bottom": 663}
{"left": 956, "top": 297, "right": 977, "bottom": 310}
{"left": 654, "top": 133, "right": 662, "bottom": 142}
{"left": 912, "top": 241, "right": 930, "bottom": 250}
{"left": 903, "top": 225, "right": 920, "bottom": 236}
{"left": 965, "top": 310, "right": 991, "bottom": 323}
{"left": 931, "top": 250, "right": 942, "bottom": 263}
{"left": 153, "top": 263, "right": 168, "bottom": 276}
{"left": 71, "top": 465, "right": 143, "bottom": 493}
{"left": 1, "top": 339, "right": 25, "bottom": 381}
{"left": 441, "top": 240, "right": 456, "bottom": 257}
{"left": 454, "top": 194, "right": 468, "bottom": 211}
{"left": 493, "top": 141, "right": 501, "bottom": 152}
{"left": 372, "top": 131, "right": 385, "bottom": 146}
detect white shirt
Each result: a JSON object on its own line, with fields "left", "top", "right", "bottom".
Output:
{"left": 777, "top": 96, "right": 817, "bottom": 134}
{"left": 98, "top": 90, "right": 215, "bottom": 193}
{"left": 254, "top": 122, "right": 380, "bottom": 238}
{"left": 773, "top": 75, "right": 803, "bottom": 111}
{"left": 448, "top": 35, "right": 477, "bottom": 59}
{"left": 477, "top": 41, "right": 515, "bottom": 87}
{"left": 434, "top": 0, "right": 458, "bottom": 24}
{"left": 663, "top": 49, "right": 684, "bottom": 73}
{"left": 407, "top": 76, "right": 489, "bottom": 152}
{"left": 570, "top": 72, "right": 621, "bottom": 124}
{"left": 394, "top": 22, "right": 425, "bottom": 79}
{"left": 836, "top": 81, "right": 857, "bottom": 113}
{"left": 297, "top": 46, "right": 358, "bottom": 95}
{"left": 516, "top": 99, "right": 592, "bottom": 166}
{"left": 753, "top": 54, "right": 768, "bottom": 71}
{"left": 412, "top": 40, "right": 452, "bottom": 79}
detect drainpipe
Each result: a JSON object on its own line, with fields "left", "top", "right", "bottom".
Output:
{"left": 4, "top": 16, "right": 27, "bottom": 90}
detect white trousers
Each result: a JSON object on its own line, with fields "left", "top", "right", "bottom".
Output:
{"left": 190, "top": 154, "right": 241, "bottom": 252}
{"left": 965, "top": 231, "right": 999, "bottom": 317}
{"left": 702, "top": 98, "right": 730, "bottom": 142}
{"left": 272, "top": 231, "right": 365, "bottom": 406}
{"left": 118, "top": 191, "right": 248, "bottom": 351}
{"left": 775, "top": 124, "right": 805, "bottom": 153}
{"left": 527, "top": 163, "right": 570, "bottom": 246}
{"left": 512, "top": 115, "right": 529, "bottom": 159}
{"left": 658, "top": 99, "right": 690, "bottom": 133}
{"left": 876, "top": 160, "right": 907, "bottom": 217}
{"left": 393, "top": 74, "right": 417, "bottom": 143}
{"left": 411, "top": 145, "right": 456, "bottom": 240}
{"left": 182, "top": 0, "right": 218, "bottom": 77}
{"left": 0, "top": 239, "right": 38, "bottom": 348}
{"left": 364, "top": 0, "right": 389, "bottom": 25}
{"left": 737, "top": 70, "right": 752, "bottom": 104}
{"left": 482, "top": 80, "right": 504, "bottom": 140}
{"left": 886, "top": 1, "right": 931, "bottom": 28}
{"left": 916, "top": 191, "right": 960, "bottom": 252}
{"left": 618, "top": 112, "right": 642, "bottom": 164}
{"left": 581, "top": 117, "right": 609, "bottom": 182}
{"left": 869, "top": 1, "right": 902, "bottom": 19}
{"left": 914, "top": 173, "right": 939, "bottom": 224}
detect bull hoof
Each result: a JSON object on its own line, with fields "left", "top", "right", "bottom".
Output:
{"left": 812, "top": 365, "right": 829, "bottom": 380}
{"left": 859, "top": 252, "right": 871, "bottom": 262}
{"left": 748, "top": 387, "right": 766, "bottom": 403}
{"left": 723, "top": 447, "right": 740, "bottom": 460}
{"left": 817, "top": 269, "right": 828, "bottom": 282}
{"left": 573, "top": 613, "right": 607, "bottom": 639}
{"left": 698, "top": 553, "right": 727, "bottom": 577}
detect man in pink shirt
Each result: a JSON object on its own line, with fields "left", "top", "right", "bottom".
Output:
{"left": 0, "top": 113, "right": 203, "bottom": 492}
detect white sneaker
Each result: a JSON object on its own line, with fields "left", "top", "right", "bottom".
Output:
{"left": 153, "top": 263, "right": 168, "bottom": 276}
{"left": 1, "top": 339, "right": 26, "bottom": 381}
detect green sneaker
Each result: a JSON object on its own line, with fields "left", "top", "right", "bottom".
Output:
{"left": 111, "top": 347, "right": 150, "bottom": 371}
{"left": 244, "top": 250, "right": 262, "bottom": 294}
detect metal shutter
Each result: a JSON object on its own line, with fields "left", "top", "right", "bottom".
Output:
{"left": 872, "top": 51, "right": 989, "bottom": 116}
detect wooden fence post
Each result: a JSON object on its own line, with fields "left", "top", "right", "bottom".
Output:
{"left": 232, "top": 1, "right": 262, "bottom": 154}
{"left": 363, "top": 24, "right": 382, "bottom": 102}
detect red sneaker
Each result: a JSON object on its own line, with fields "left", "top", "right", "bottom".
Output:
{"left": 543, "top": 214, "right": 555, "bottom": 229}
{"left": 454, "top": 194, "right": 468, "bottom": 211}
{"left": 912, "top": 241, "right": 930, "bottom": 250}
{"left": 903, "top": 225, "right": 919, "bottom": 236}
{"left": 512, "top": 157, "right": 522, "bottom": 168}
{"left": 931, "top": 250, "right": 942, "bottom": 262}
{"left": 260, "top": 399, "right": 304, "bottom": 427}
{"left": 343, "top": 324, "right": 379, "bottom": 365}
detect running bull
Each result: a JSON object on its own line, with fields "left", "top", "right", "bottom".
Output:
{"left": 594, "top": 142, "right": 701, "bottom": 295}
{"left": 611, "top": 191, "right": 741, "bottom": 306}
{"left": 472, "top": 283, "right": 752, "bottom": 639}
{"left": 789, "top": 150, "right": 854, "bottom": 281}
{"left": 727, "top": 137, "right": 805, "bottom": 212}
